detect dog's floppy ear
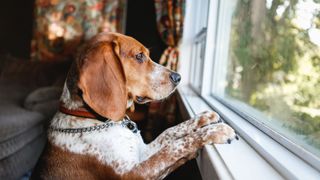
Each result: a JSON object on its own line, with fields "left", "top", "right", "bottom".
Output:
{"left": 78, "top": 40, "right": 127, "bottom": 121}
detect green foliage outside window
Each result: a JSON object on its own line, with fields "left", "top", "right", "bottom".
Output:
{"left": 227, "top": 0, "right": 320, "bottom": 152}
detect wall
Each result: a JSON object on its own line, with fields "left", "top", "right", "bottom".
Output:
{"left": 125, "top": 0, "right": 167, "bottom": 62}
{"left": 0, "top": 0, "right": 35, "bottom": 59}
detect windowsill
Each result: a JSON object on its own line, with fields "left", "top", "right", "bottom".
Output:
{"left": 177, "top": 85, "right": 320, "bottom": 180}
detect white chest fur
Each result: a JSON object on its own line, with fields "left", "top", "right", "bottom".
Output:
{"left": 49, "top": 112, "right": 149, "bottom": 175}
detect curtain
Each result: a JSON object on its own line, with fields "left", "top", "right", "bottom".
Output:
{"left": 31, "top": 0, "right": 127, "bottom": 61}
{"left": 154, "top": 0, "right": 185, "bottom": 71}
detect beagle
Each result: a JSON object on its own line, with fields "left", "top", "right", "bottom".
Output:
{"left": 31, "top": 32, "right": 237, "bottom": 180}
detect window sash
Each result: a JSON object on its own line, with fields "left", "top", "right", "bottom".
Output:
{"left": 189, "top": 0, "right": 210, "bottom": 91}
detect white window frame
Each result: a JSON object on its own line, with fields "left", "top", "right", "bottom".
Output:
{"left": 178, "top": 0, "right": 320, "bottom": 179}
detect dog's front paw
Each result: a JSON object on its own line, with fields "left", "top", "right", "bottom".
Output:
{"left": 199, "top": 123, "right": 238, "bottom": 145}
{"left": 196, "top": 111, "right": 222, "bottom": 128}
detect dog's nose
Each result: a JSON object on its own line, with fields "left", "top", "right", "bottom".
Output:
{"left": 169, "top": 72, "right": 181, "bottom": 85}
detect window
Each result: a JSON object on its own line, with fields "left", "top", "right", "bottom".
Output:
{"left": 188, "top": 0, "right": 320, "bottom": 170}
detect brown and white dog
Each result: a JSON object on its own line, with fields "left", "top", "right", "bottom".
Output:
{"left": 32, "top": 32, "right": 237, "bottom": 180}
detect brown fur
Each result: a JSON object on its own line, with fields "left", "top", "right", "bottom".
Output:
{"left": 32, "top": 143, "right": 121, "bottom": 180}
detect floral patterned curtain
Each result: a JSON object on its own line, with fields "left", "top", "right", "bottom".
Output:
{"left": 31, "top": 0, "right": 127, "bottom": 61}
{"left": 154, "top": 0, "right": 185, "bottom": 71}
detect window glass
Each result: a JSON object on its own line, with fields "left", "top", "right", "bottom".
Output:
{"left": 214, "top": 0, "right": 320, "bottom": 157}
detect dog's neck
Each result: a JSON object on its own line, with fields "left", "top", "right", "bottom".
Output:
{"left": 60, "top": 83, "right": 133, "bottom": 114}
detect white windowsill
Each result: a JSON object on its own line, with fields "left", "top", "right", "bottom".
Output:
{"left": 177, "top": 86, "right": 320, "bottom": 180}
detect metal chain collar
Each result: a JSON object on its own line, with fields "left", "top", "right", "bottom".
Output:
{"left": 49, "top": 115, "right": 139, "bottom": 134}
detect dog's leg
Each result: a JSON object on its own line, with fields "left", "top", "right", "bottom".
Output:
{"left": 125, "top": 122, "right": 236, "bottom": 180}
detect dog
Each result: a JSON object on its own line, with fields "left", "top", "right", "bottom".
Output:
{"left": 31, "top": 32, "right": 237, "bottom": 180}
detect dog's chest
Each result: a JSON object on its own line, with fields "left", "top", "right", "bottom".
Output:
{"left": 49, "top": 114, "right": 147, "bottom": 174}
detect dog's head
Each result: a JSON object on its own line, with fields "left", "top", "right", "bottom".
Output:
{"left": 74, "top": 32, "right": 180, "bottom": 120}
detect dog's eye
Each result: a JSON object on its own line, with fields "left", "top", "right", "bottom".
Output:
{"left": 135, "top": 53, "right": 145, "bottom": 63}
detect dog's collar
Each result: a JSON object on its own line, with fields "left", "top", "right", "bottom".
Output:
{"left": 50, "top": 117, "right": 139, "bottom": 134}
{"left": 59, "top": 103, "right": 98, "bottom": 119}
{"left": 59, "top": 102, "right": 120, "bottom": 122}
{"left": 57, "top": 103, "right": 139, "bottom": 133}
